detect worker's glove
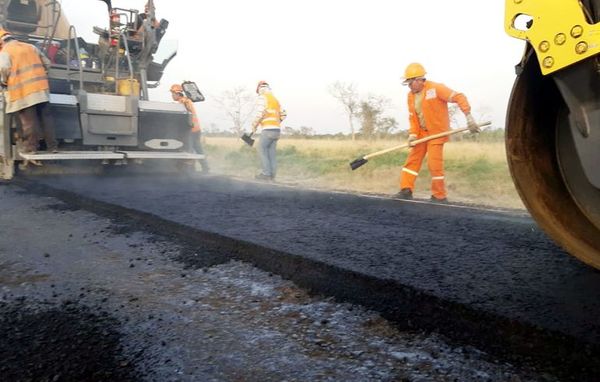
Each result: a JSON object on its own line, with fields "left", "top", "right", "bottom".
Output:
{"left": 466, "top": 113, "right": 480, "bottom": 133}
{"left": 280, "top": 109, "right": 287, "bottom": 122}
{"left": 407, "top": 134, "right": 417, "bottom": 146}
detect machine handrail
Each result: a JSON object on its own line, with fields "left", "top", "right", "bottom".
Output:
{"left": 40, "top": 0, "right": 62, "bottom": 55}
{"left": 117, "top": 30, "right": 135, "bottom": 96}
{"left": 2, "top": 0, "right": 62, "bottom": 55}
{"left": 115, "top": 31, "right": 135, "bottom": 81}
{"left": 65, "top": 25, "right": 83, "bottom": 91}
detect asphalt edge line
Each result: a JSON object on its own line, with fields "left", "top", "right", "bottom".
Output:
{"left": 217, "top": 174, "right": 531, "bottom": 218}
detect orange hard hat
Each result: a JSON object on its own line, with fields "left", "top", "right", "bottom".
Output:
{"left": 170, "top": 84, "right": 183, "bottom": 93}
{"left": 256, "top": 80, "right": 269, "bottom": 94}
{"left": 402, "top": 63, "right": 426, "bottom": 82}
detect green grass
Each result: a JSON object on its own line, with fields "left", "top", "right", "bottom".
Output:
{"left": 204, "top": 137, "right": 523, "bottom": 209}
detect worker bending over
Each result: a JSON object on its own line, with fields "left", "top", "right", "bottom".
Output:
{"left": 251, "top": 81, "right": 286, "bottom": 181}
{"left": 0, "top": 28, "right": 57, "bottom": 161}
{"left": 170, "top": 84, "right": 209, "bottom": 173}
{"left": 397, "top": 63, "right": 479, "bottom": 203}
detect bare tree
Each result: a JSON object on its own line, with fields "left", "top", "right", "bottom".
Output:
{"left": 357, "top": 100, "right": 379, "bottom": 139}
{"left": 357, "top": 95, "right": 396, "bottom": 139}
{"left": 376, "top": 116, "right": 399, "bottom": 139}
{"left": 329, "top": 81, "right": 359, "bottom": 141}
{"left": 213, "top": 87, "right": 256, "bottom": 135}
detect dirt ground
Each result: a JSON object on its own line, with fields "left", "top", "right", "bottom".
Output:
{"left": 0, "top": 182, "right": 558, "bottom": 381}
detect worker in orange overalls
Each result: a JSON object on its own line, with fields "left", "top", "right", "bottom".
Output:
{"left": 397, "top": 63, "right": 479, "bottom": 203}
{"left": 251, "top": 81, "right": 286, "bottom": 181}
{"left": 0, "top": 28, "right": 57, "bottom": 162}
{"left": 170, "top": 84, "right": 209, "bottom": 173}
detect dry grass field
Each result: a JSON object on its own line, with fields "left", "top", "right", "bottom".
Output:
{"left": 204, "top": 136, "right": 525, "bottom": 210}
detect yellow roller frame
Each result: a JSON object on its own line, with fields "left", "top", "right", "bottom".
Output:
{"left": 505, "top": 0, "right": 600, "bottom": 75}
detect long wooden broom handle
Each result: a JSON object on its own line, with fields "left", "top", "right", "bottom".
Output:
{"left": 363, "top": 121, "right": 491, "bottom": 160}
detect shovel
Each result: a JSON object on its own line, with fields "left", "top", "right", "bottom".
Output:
{"left": 349, "top": 121, "right": 491, "bottom": 171}
{"left": 241, "top": 132, "right": 255, "bottom": 147}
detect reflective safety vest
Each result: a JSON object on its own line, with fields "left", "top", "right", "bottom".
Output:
{"left": 180, "top": 97, "right": 201, "bottom": 132}
{"left": 2, "top": 41, "right": 49, "bottom": 103}
{"left": 260, "top": 92, "right": 281, "bottom": 128}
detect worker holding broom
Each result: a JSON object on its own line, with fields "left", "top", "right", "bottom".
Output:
{"left": 396, "top": 63, "right": 479, "bottom": 203}
{"left": 251, "top": 81, "right": 286, "bottom": 181}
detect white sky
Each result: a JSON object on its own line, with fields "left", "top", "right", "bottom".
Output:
{"left": 60, "top": 0, "right": 525, "bottom": 134}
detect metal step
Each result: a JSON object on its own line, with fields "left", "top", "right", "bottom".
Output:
{"left": 18, "top": 151, "right": 205, "bottom": 161}
{"left": 118, "top": 151, "right": 205, "bottom": 160}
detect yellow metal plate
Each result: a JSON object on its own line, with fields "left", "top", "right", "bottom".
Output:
{"left": 505, "top": 0, "right": 600, "bottom": 74}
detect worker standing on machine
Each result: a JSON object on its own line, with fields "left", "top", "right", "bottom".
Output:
{"left": 396, "top": 63, "right": 479, "bottom": 203}
{"left": 251, "top": 81, "right": 286, "bottom": 181}
{"left": 135, "top": 1, "right": 161, "bottom": 37}
{"left": 0, "top": 28, "right": 57, "bottom": 162}
{"left": 138, "top": 1, "right": 160, "bottom": 27}
{"left": 170, "top": 83, "right": 209, "bottom": 173}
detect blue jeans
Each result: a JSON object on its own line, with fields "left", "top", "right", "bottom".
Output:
{"left": 189, "top": 131, "right": 209, "bottom": 172}
{"left": 258, "top": 129, "right": 280, "bottom": 178}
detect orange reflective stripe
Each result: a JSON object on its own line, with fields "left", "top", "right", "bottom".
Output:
{"left": 7, "top": 75, "right": 49, "bottom": 91}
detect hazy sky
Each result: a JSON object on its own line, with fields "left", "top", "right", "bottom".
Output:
{"left": 61, "top": 0, "right": 524, "bottom": 134}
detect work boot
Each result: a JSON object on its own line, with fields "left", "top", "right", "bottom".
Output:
{"left": 430, "top": 196, "right": 448, "bottom": 204}
{"left": 395, "top": 188, "right": 413, "bottom": 200}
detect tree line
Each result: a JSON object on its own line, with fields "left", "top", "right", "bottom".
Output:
{"left": 209, "top": 82, "right": 499, "bottom": 141}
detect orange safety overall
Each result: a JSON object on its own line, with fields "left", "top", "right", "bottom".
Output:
{"left": 399, "top": 81, "right": 471, "bottom": 199}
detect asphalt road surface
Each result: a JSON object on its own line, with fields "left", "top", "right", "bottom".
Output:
{"left": 0, "top": 181, "right": 560, "bottom": 382}
{"left": 3, "top": 173, "right": 600, "bottom": 381}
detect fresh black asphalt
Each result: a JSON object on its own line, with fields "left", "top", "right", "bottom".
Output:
{"left": 22, "top": 174, "right": 600, "bottom": 379}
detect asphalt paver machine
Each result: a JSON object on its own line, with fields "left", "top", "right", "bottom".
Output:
{"left": 0, "top": 0, "right": 203, "bottom": 179}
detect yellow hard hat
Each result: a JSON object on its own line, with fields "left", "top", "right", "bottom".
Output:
{"left": 402, "top": 63, "right": 426, "bottom": 82}
{"left": 0, "top": 28, "right": 12, "bottom": 41}
{"left": 170, "top": 83, "right": 183, "bottom": 93}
